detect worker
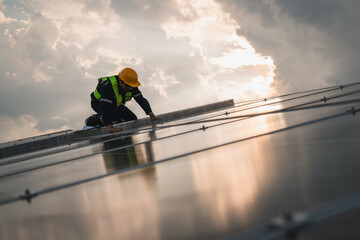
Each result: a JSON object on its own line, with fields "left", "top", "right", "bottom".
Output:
{"left": 85, "top": 67, "right": 161, "bottom": 132}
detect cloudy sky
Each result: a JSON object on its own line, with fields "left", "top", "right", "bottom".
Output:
{"left": 0, "top": 0, "right": 359, "bottom": 143}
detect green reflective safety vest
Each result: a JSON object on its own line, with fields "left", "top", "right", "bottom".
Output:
{"left": 94, "top": 76, "right": 133, "bottom": 106}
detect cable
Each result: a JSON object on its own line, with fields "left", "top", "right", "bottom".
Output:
{"left": 0, "top": 105, "right": 358, "bottom": 206}
{"left": 2, "top": 83, "right": 360, "bottom": 168}
{"left": 234, "top": 81, "right": 360, "bottom": 105}
{"left": 2, "top": 82, "right": 358, "bottom": 159}
{"left": 2, "top": 96, "right": 359, "bottom": 176}
{"left": 223, "top": 192, "right": 360, "bottom": 240}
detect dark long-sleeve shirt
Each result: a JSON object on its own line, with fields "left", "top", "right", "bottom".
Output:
{"left": 91, "top": 76, "right": 153, "bottom": 125}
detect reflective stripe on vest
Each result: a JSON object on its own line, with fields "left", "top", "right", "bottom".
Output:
{"left": 108, "top": 76, "right": 122, "bottom": 106}
{"left": 94, "top": 77, "right": 110, "bottom": 101}
{"left": 94, "top": 76, "right": 132, "bottom": 106}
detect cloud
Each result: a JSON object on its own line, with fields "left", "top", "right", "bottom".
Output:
{"left": 0, "top": 114, "right": 45, "bottom": 143}
{"left": 0, "top": 114, "right": 71, "bottom": 143}
{"left": 219, "top": 0, "right": 360, "bottom": 92}
{"left": 0, "top": 0, "right": 172, "bottom": 143}
{"left": 161, "top": 0, "right": 276, "bottom": 101}
{"left": 0, "top": 11, "right": 17, "bottom": 24}
{"left": 274, "top": 0, "right": 337, "bottom": 27}
{"left": 0, "top": 0, "right": 275, "bottom": 143}
{"left": 147, "top": 68, "right": 179, "bottom": 97}
{"left": 6, "top": 0, "right": 352, "bottom": 142}
{"left": 162, "top": 0, "right": 239, "bottom": 57}
{"left": 35, "top": 116, "right": 68, "bottom": 131}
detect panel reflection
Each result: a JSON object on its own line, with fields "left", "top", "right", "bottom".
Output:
{"left": 102, "top": 130, "right": 157, "bottom": 173}
{"left": 2, "top": 93, "right": 360, "bottom": 240}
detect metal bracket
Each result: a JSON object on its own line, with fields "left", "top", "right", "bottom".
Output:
{"left": 19, "top": 189, "right": 38, "bottom": 204}
{"left": 268, "top": 211, "right": 311, "bottom": 236}
{"left": 347, "top": 106, "right": 356, "bottom": 116}
{"left": 200, "top": 125, "right": 208, "bottom": 131}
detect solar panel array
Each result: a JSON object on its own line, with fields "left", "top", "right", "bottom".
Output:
{"left": 1, "top": 82, "right": 360, "bottom": 240}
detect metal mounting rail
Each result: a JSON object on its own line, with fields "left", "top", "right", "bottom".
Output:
{"left": 0, "top": 99, "right": 234, "bottom": 159}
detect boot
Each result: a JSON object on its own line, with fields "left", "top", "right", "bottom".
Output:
{"left": 85, "top": 114, "right": 100, "bottom": 127}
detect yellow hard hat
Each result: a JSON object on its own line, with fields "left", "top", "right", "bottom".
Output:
{"left": 118, "top": 67, "right": 140, "bottom": 87}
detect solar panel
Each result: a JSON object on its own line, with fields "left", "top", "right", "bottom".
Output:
{"left": 1, "top": 82, "right": 360, "bottom": 239}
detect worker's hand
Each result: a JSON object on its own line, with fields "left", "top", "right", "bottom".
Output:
{"left": 149, "top": 112, "right": 161, "bottom": 121}
{"left": 106, "top": 125, "right": 122, "bottom": 133}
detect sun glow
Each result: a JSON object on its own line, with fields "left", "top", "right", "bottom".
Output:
{"left": 249, "top": 76, "right": 274, "bottom": 97}
{"left": 208, "top": 34, "right": 276, "bottom": 98}
{"left": 162, "top": 0, "right": 276, "bottom": 100}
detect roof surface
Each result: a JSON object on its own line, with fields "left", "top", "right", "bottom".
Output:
{"left": 1, "top": 83, "right": 360, "bottom": 240}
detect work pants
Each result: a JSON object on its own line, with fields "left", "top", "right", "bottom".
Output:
{"left": 91, "top": 98, "right": 137, "bottom": 126}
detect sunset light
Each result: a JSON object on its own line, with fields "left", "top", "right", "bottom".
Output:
{"left": 2, "top": 0, "right": 354, "bottom": 142}
{"left": 2, "top": 1, "right": 360, "bottom": 239}
{"left": 163, "top": 0, "right": 276, "bottom": 101}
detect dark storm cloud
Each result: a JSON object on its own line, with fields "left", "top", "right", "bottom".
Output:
{"left": 275, "top": 0, "right": 337, "bottom": 27}
{"left": 218, "top": 0, "right": 360, "bottom": 91}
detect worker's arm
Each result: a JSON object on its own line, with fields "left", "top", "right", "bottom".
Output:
{"left": 133, "top": 88, "right": 161, "bottom": 121}
{"left": 148, "top": 112, "right": 161, "bottom": 121}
